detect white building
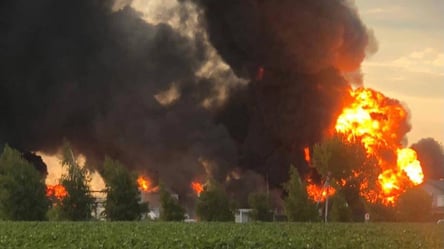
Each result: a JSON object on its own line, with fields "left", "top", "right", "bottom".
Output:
{"left": 422, "top": 179, "right": 444, "bottom": 220}
{"left": 235, "top": 209, "right": 252, "bottom": 223}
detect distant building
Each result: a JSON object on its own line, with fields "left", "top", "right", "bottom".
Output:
{"left": 141, "top": 191, "right": 161, "bottom": 220}
{"left": 88, "top": 197, "right": 106, "bottom": 221}
{"left": 422, "top": 179, "right": 444, "bottom": 220}
{"left": 235, "top": 209, "right": 252, "bottom": 223}
{"left": 147, "top": 207, "right": 160, "bottom": 220}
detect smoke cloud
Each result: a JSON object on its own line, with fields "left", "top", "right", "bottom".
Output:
{"left": 0, "top": 0, "right": 376, "bottom": 198}
{"left": 192, "top": 0, "right": 376, "bottom": 184}
{"left": 0, "top": 0, "right": 237, "bottom": 197}
{"left": 411, "top": 138, "right": 444, "bottom": 180}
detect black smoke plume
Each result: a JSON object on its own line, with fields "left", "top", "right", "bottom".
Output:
{"left": 411, "top": 138, "right": 444, "bottom": 180}
{"left": 22, "top": 151, "right": 48, "bottom": 176}
{"left": 0, "top": 0, "right": 375, "bottom": 198}
{"left": 193, "top": 0, "right": 376, "bottom": 184}
{"left": 0, "top": 0, "right": 236, "bottom": 197}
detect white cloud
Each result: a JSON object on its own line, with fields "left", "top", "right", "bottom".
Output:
{"left": 362, "top": 7, "right": 399, "bottom": 16}
{"left": 364, "top": 48, "right": 444, "bottom": 76}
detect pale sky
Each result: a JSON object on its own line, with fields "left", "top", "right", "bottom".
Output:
{"left": 355, "top": 0, "right": 444, "bottom": 145}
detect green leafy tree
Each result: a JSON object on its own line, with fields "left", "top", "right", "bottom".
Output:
{"left": 159, "top": 184, "right": 185, "bottom": 221}
{"left": 0, "top": 145, "right": 49, "bottom": 220}
{"left": 330, "top": 193, "right": 352, "bottom": 222}
{"left": 102, "top": 157, "right": 148, "bottom": 220}
{"left": 196, "top": 181, "right": 234, "bottom": 221}
{"left": 396, "top": 186, "right": 432, "bottom": 222}
{"left": 365, "top": 201, "right": 396, "bottom": 222}
{"left": 59, "top": 142, "right": 95, "bottom": 220}
{"left": 312, "top": 134, "right": 379, "bottom": 221}
{"left": 283, "top": 165, "right": 318, "bottom": 221}
{"left": 313, "top": 134, "right": 379, "bottom": 190}
{"left": 47, "top": 205, "right": 64, "bottom": 221}
{"left": 248, "top": 192, "right": 273, "bottom": 221}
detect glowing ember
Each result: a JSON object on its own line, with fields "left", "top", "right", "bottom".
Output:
{"left": 306, "top": 184, "right": 336, "bottom": 203}
{"left": 335, "top": 87, "right": 424, "bottom": 204}
{"left": 191, "top": 181, "right": 204, "bottom": 195}
{"left": 304, "top": 147, "right": 311, "bottom": 164}
{"left": 256, "top": 66, "right": 265, "bottom": 81}
{"left": 46, "top": 184, "right": 68, "bottom": 200}
{"left": 137, "top": 176, "right": 159, "bottom": 193}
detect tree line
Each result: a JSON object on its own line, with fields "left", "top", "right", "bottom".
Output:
{"left": 0, "top": 135, "right": 436, "bottom": 222}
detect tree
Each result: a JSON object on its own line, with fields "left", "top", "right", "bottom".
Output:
{"left": 0, "top": 145, "right": 49, "bottom": 220}
{"left": 312, "top": 134, "right": 379, "bottom": 221}
{"left": 365, "top": 201, "right": 396, "bottom": 222}
{"left": 159, "top": 184, "right": 185, "bottom": 221}
{"left": 330, "top": 193, "right": 352, "bottom": 222}
{"left": 196, "top": 181, "right": 234, "bottom": 221}
{"left": 395, "top": 186, "right": 432, "bottom": 222}
{"left": 313, "top": 135, "right": 379, "bottom": 189}
{"left": 248, "top": 192, "right": 273, "bottom": 221}
{"left": 283, "top": 166, "right": 318, "bottom": 221}
{"left": 102, "top": 157, "right": 148, "bottom": 220}
{"left": 58, "top": 142, "right": 95, "bottom": 220}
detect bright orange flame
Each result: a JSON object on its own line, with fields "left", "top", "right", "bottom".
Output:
{"left": 46, "top": 184, "right": 68, "bottom": 200}
{"left": 397, "top": 148, "right": 424, "bottom": 185}
{"left": 137, "top": 176, "right": 159, "bottom": 193}
{"left": 335, "top": 87, "right": 424, "bottom": 204}
{"left": 304, "top": 147, "right": 311, "bottom": 164}
{"left": 191, "top": 181, "right": 204, "bottom": 195}
{"left": 306, "top": 183, "right": 336, "bottom": 203}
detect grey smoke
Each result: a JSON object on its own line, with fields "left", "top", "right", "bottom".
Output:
{"left": 0, "top": 0, "right": 378, "bottom": 199}
{"left": 411, "top": 138, "right": 444, "bottom": 180}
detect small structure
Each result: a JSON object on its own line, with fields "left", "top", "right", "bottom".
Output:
{"left": 147, "top": 207, "right": 160, "bottom": 220}
{"left": 235, "top": 209, "right": 252, "bottom": 223}
{"left": 422, "top": 179, "right": 444, "bottom": 220}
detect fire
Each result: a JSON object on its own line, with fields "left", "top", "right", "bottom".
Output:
{"left": 335, "top": 87, "right": 424, "bottom": 204}
{"left": 306, "top": 184, "right": 336, "bottom": 203}
{"left": 303, "top": 147, "right": 336, "bottom": 202}
{"left": 191, "top": 181, "right": 204, "bottom": 195}
{"left": 46, "top": 184, "right": 68, "bottom": 200}
{"left": 304, "top": 147, "right": 311, "bottom": 164}
{"left": 303, "top": 146, "right": 337, "bottom": 202}
{"left": 397, "top": 148, "right": 423, "bottom": 185}
{"left": 137, "top": 176, "right": 159, "bottom": 193}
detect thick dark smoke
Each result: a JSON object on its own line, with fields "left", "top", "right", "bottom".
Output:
{"left": 411, "top": 138, "right": 444, "bottom": 180}
{"left": 0, "top": 0, "right": 236, "bottom": 197}
{"left": 0, "top": 0, "right": 375, "bottom": 199}
{"left": 22, "top": 152, "right": 48, "bottom": 176}
{"left": 194, "top": 0, "right": 376, "bottom": 184}
{"left": 191, "top": 0, "right": 373, "bottom": 78}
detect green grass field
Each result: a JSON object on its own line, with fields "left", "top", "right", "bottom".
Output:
{"left": 0, "top": 222, "right": 442, "bottom": 249}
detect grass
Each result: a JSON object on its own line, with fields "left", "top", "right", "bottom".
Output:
{"left": 0, "top": 222, "right": 442, "bottom": 249}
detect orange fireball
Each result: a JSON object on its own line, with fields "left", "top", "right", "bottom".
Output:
{"left": 137, "top": 176, "right": 159, "bottom": 193}
{"left": 335, "top": 87, "right": 424, "bottom": 204}
{"left": 306, "top": 183, "right": 336, "bottom": 203}
{"left": 191, "top": 181, "right": 204, "bottom": 195}
{"left": 46, "top": 184, "right": 68, "bottom": 200}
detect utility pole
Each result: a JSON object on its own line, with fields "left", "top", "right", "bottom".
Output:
{"left": 324, "top": 172, "right": 331, "bottom": 223}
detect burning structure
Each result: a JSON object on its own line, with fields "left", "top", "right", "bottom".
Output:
{"left": 0, "top": 0, "right": 438, "bottom": 210}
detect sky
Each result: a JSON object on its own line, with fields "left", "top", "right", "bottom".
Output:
{"left": 355, "top": 0, "right": 444, "bottom": 146}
